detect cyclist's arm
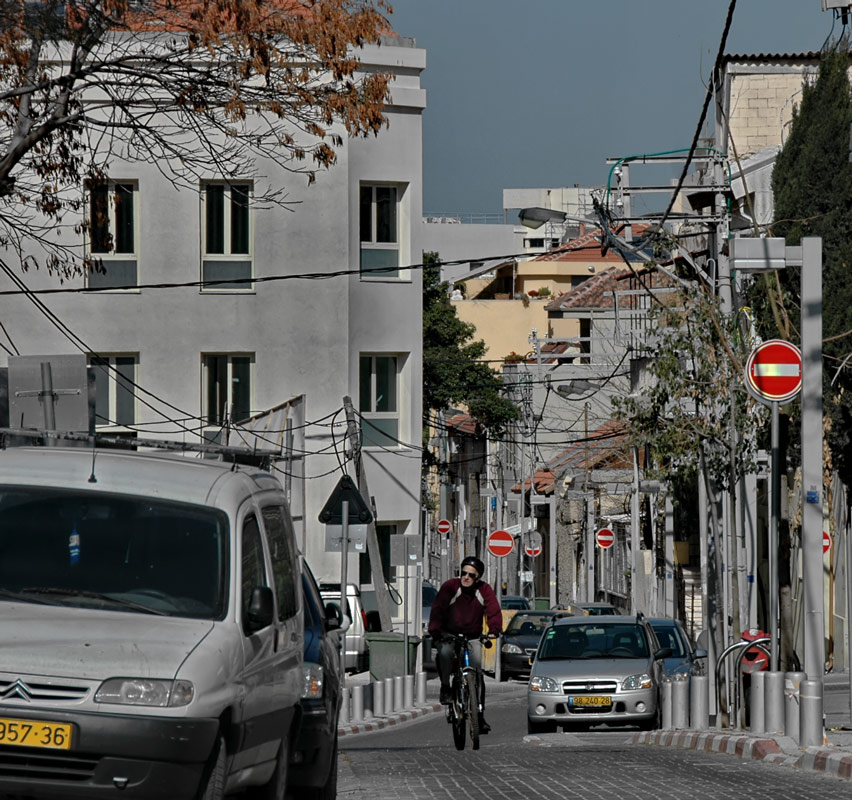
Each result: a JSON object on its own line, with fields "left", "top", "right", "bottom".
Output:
{"left": 481, "top": 583, "right": 503, "bottom": 636}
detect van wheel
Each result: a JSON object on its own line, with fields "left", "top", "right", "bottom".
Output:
{"left": 248, "top": 732, "right": 289, "bottom": 800}
{"left": 201, "top": 736, "right": 226, "bottom": 800}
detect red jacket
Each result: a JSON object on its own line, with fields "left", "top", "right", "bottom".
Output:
{"left": 428, "top": 578, "right": 503, "bottom": 639}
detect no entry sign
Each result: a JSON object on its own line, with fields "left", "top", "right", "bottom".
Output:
{"left": 745, "top": 339, "right": 803, "bottom": 405}
{"left": 488, "top": 529, "right": 514, "bottom": 558}
{"left": 824, "top": 530, "right": 831, "bottom": 555}
{"left": 437, "top": 519, "right": 451, "bottom": 536}
{"left": 525, "top": 531, "right": 543, "bottom": 558}
{"left": 596, "top": 527, "right": 615, "bottom": 550}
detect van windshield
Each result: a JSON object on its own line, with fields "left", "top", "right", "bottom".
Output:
{"left": 0, "top": 487, "right": 228, "bottom": 619}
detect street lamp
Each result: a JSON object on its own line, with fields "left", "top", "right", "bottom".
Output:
{"left": 555, "top": 380, "right": 601, "bottom": 397}
{"left": 518, "top": 207, "right": 597, "bottom": 230}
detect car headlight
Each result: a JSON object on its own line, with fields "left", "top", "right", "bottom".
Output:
{"left": 302, "top": 664, "right": 324, "bottom": 699}
{"left": 529, "top": 676, "right": 559, "bottom": 693}
{"left": 502, "top": 643, "right": 522, "bottom": 654}
{"left": 95, "top": 678, "right": 194, "bottom": 707}
{"left": 621, "top": 672, "right": 653, "bottom": 691}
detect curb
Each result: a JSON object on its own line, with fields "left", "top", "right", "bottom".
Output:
{"left": 633, "top": 729, "right": 852, "bottom": 780}
{"left": 338, "top": 703, "right": 443, "bottom": 737}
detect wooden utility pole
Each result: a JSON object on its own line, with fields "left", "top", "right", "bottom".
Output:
{"left": 343, "top": 396, "right": 394, "bottom": 631}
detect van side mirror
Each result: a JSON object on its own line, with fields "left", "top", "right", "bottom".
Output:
{"left": 246, "top": 586, "right": 275, "bottom": 632}
{"left": 693, "top": 648, "right": 708, "bottom": 659}
{"left": 654, "top": 647, "right": 673, "bottom": 660}
{"left": 325, "top": 602, "right": 343, "bottom": 631}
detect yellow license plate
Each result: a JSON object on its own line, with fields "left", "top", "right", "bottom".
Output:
{"left": 572, "top": 695, "right": 611, "bottom": 707}
{"left": 0, "top": 717, "right": 72, "bottom": 750}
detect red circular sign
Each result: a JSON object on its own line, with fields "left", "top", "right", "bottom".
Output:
{"left": 824, "top": 530, "right": 831, "bottom": 555}
{"left": 525, "top": 543, "right": 542, "bottom": 557}
{"left": 437, "top": 519, "right": 451, "bottom": 536}
{"left": 745, "top": 339, "right": 802, "bottom": 404}
{"left": 596, "top": 528, "right": 615, "bottom": 549}
{"left": 488, "top": 529, "right": 514, "bottom": 558}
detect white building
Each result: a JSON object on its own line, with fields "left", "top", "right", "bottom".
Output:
{"left": 0, "top": 36, "right": 426, "bottom": 593}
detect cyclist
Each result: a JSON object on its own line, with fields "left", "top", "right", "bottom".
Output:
{"left": 428, "top": 556, "right": 502, "bottom": 733}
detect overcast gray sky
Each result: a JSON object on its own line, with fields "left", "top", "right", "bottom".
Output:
{"left": 386, "top": 1, "right": 838, "bottom": 217}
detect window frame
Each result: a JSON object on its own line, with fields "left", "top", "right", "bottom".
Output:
{"left": 201, "top": 181, "right": 254, "bottom": 292}
{"left": 359, "top": 183, "right": 408, "bottom": 281}
{"left": 358, "top": 353, "right": 400, "bottom": 449}
{"left": 85, "top": 180, "right": 140, "bottom": 292}
{"left": 201, "top": 353, "right": 254, "bottom": 429}
{"left": 88, "top": 354, "right": 139, "bottom": 430}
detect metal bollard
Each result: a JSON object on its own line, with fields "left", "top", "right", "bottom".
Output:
{"left": 393, "top": 676, "right": 404, "bottom": 711}
{"left": 763, "top": 671, "right": 785, "bottom": 733}
{"left": 350, "top": 684, "right": 364, "bottom": 723}
{"left": 799, "top": 678, "right": 824, "bottom": 747}
{"left": 363, "top": 682, "right": 374, "bottom": 719}
{"left": 404, "top": 675, "right": 414, "bottom": 709}
{"left": 339, "top": 686, "right": 350, "bottom": 726}
{"left": 383, "top": 678, "right": 394, "bottom": 715}
{"left": 415, "top": 671, "right": 427, "bottom": 706}
{"left": 372, "top": 680, "right": 384, "bottom": 717}
{"left": 750, "top": 670, "right": 765, "bottom": 734}
{"left": 689, "top": 674, "right": 709, "bottom": 730}
{"left": 784, "top": 671, "right": 807, "bottom": 742}
{"left": 661, "top": 678, "right": 673, "bottom": 729}
{"left": 671, "top": 677, "right": 689, "bottom": 729}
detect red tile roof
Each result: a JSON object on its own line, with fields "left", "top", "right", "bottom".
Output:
{"left": 545, "top": 266, "right": 632, "bottom": 311}
{"left": 446, "top": 413, "right": 479, "bottom": 436}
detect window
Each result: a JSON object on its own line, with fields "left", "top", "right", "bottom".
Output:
{"left": 89, "top": 355, "right": 137, "bottom": 428}
{"left": 241, "top": 515, "right": 267, "bottom": 633}
{"left": 203, "top": 354, "right": 252, "bottom": 426}
{"left": 87, "top": 181, "right": 138, "bottom": 289}
{"left": 360, "top": 523, "right": 397, "bottom": 583}
{"left": 359, "top": 355, "right": 398, "bottom": 447}
{"left": 261, "top": 505, "right": 299, "bottom": 621}
{"left": 360, "top": 185, "right": 399, "bottom": 278}
{"left": 202, "top": 182, "right": 252, "bottom": 289}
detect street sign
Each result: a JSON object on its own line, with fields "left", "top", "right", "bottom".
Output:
{"left": 390, "top": 533, "right": 421, "bottom": 566}
{"left": 437, "top": 518, "right": 452, "bottom": 536}
{"left": 744, "top": 339, "right": 803, "bottom": 405}
{"left": 488, "top": 529, "right": 514, "bottom": 558}
{"left": 824, "top": 530, "right": 831, "bottom": 555}
{"left": 596, "top": 527, "right": 615, "bottom": 549}
{"left": 319, "top": 474, "right": 373, "bottom": 553}
{"left": 525, "top": 531, "right": 543, "bottom": 558}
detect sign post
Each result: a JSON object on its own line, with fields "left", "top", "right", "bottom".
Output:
{"left": 488, "top": 530, "right": 513, "bottom": 683}
{"left": 744, "top": 339, "right": 802, "bottom": 673}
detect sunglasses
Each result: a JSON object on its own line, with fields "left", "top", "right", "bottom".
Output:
{"left": 460, "top": 570, "right": 478, "bottom": 578}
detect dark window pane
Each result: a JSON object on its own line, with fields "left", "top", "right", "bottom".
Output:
{"left": 375, "top": 187, "right": 397, "bottom": 243}
{"left": 261, "top": 506, "right": 298, "bottom": 620}
{"left": 359, "top": 247, "right": 399, "bottom": 277}
{"left": 359, "top": 356, "right": 372, "bottom": 412}
{"left": 92, "top": 356, "right": 110, "bottom": 425}
{"left": 205, "top": 355, "right": 227, "bottom": 426}
{"left": 375, "top": 356, "right": 396, "bottom": 412}
{"left": 360, "top": 186, "right": 372, "bottom": 243}
{"left": 115, "top": 357, "right": 135, "bottom": 426}
{"left": 87, "top": 259, "right": 137, "bottom": 289}
{"left": 90, "top": 184, "right": 110, "bottom": 253}
{"left": 206, "top": 185, "right": 225, "bottom": 254}
{"left": 230, "top": 184, "right": 250, "bottom": 254}
{"left": 202, "top": 259, "right": 252, "bottom": 289}
{"left": 231, "top": 356, "right": 251, "bottom": 423}
{"left": 114, "top": 184, "right": 134, "bottom": 253}
{"left": 241, "top": 515, "right": 265, "bottom": 630}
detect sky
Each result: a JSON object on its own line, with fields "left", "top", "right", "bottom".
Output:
{"left": 385, "top": 0, "right": 839, "bottom": 217}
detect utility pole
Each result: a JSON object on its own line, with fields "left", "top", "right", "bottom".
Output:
{"left": 343, "top": 396, "right": 394, "bottom": 631}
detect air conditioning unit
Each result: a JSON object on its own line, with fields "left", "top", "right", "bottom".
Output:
{"left": 822, "top": 1, "right": 851, "bottom": 10}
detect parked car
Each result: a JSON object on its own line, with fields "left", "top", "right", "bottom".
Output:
{"left": 527, "top": 615, "right": 670, "bottom": 733}
{"left": 291, "top": 561, "right": 343, "bottom": 799}
{"left": 0, "top": 446, "right": 304, "bottom": 800}
{"left": 320, "top": 582, "right": 368, "bottom": 673}
{"left": 565, "top": 601, "right": 621, "bottom": 616}
{"left": 648, "top": 617, "right": 708, "bottom": 677}
{"left": 500, "top": 611, "right": 568, "bottom": 680}
{"left": 501, "top": 595, "right": 531, "bottom": 610}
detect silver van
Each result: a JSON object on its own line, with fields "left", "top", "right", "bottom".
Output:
{"left": 0, "top": 446, "right": 303, "bottom": 799}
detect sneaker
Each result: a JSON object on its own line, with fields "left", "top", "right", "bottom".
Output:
{"left": 439, "top": 685, "right": 452, "bottom": 705}
{"left": 478, "top": 715, "right": 491, "bottom": 734}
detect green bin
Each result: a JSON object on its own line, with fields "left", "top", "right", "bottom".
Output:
{"left": 366, "top": 632, "right": 421, "bottom": 681}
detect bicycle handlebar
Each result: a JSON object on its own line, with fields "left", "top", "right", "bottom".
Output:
{"left": 437, "top": 632, "right": 499, "bottom": 648}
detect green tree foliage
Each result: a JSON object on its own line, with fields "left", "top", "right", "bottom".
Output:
{"left": 756, "top": 46, "right": 852, "bottom": 486}
{"left": 422, "top": 253, "right": 518, "bottom": 438}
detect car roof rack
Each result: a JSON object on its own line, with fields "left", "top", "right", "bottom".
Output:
{"left": 0, "top": 426, "right": 282, "bottom": 469}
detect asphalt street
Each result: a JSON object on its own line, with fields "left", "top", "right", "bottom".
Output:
{"left": 338, "top": 681, "right": 849, "bottom": 799}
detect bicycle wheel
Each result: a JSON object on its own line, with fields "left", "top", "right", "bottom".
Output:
{"left": 450, "top": 676, "right": 465, "bottom": 750}
{"left": 465, "top": 671, "right": 480, "bottom": 750}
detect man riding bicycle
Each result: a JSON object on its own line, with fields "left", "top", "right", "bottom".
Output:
{"left": 428, "top": 556, "right": 502, "bottom": 733}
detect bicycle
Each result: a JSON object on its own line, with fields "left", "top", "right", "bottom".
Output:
{"left": 441, "top": 632, "right": 494, "bottom": 751}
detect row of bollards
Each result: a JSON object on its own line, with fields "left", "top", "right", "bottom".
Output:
{"left": 660, "top": 674, "right": 710, "bottom": 730}
{"left": 338, "top": 671, "right": 428, "bottom": 726}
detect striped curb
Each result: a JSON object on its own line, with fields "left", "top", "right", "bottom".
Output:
{"left": 633, "top": 729, "right": 852, "bottom": 779}
{"left": 338, "top": 703, "right": 443, "bottom": 737}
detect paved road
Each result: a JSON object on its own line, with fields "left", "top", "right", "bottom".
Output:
{"left": 339, "top": 685, "right": 848, "bottom": 799}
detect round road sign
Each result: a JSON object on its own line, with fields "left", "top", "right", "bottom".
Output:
{"left": 488, "top": 529, "right": 514, "bottom": 558}
{"left": 744, "top": 339, "right": 802, "bottom": 405}
{"left": 437, "top": 519, "right": 452, "bottom": 536}
{"left": 824, "top": 530, "right": 831, "bottom": 555}
{"left": 596, "top": 527, "right": 615, "bottom": 550}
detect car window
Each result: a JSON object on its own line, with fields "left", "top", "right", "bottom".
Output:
{"left": 261, "top": 505, "right": 299, "bottom": 621}
{"left": 422, "top": 584, "right": 438, "bottom": 605}
{"left": 539, "top": 622, "right": 649, "bottom": 659}
{"left": 652, "top": 624, "right": 688, "bottom": 657}
{"left": 506, "top": 613, "right": 552, "bottom": 634}
{"left": 241, "top": 515, "right": 267, "bottom": 632}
